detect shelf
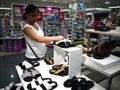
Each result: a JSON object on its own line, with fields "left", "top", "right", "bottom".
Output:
{"left": 85, "top": 29, "right": 120, "bottom": 37}
{"left": 83, "top": 54, "right": 120, "bottom": 77}
{"left": 83, "top": 54, "right": 120, "bottom": 70}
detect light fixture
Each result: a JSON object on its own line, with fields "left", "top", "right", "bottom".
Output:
{"left": 104, "top": 1, "right": 111, "bottom": 4}
{"left": 0, "top": 7, "right": 11, "bottom": 10}
{"left": 10, "top": 74, "right": 14, "bottom": 78}
{"left": 64, "top": 0, "right": 67, "bottom": 3}
{"left": 109, "top": 6, "right": 120, "bottom": 9}
{"left": 54, "top": 0, "right": 58, "bottom": 3}
{"left": 85, "top": 8, "right": 111, "bottom": 11}
{"left": 42, "top": 0, "right": 46, "bottom": 2}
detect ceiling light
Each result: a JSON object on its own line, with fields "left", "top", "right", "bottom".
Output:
{"left": 85, "top": 8, "right": 111, "bottom": 11}
{"left": 54, "top": 1, "right": 58, "bottom": 3}
{"left": 64, "top": 0, "right": 67, "bottom": 3}
{"left": 0, "top": 7, "right": 11, "bottom": 10}
{"left": 104, "top": 1, "right": 111, "bottom": 4}
{"left": 42, "top": 0, "right": 46, "bottom": 2}
{"left": 109, "top": 6, "right": 120, "bottom": 9}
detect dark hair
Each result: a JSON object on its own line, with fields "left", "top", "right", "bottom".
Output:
{"left": 23, "top": 4, "right": 39, "bottom": 20}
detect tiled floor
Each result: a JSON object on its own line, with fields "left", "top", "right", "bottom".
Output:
{"left": 0, "top": 48, "right": 54, "bottom": 88}
{"left": 0, "top": 51, "right": 25, "bottom": 88}
{"left": 82, "top": 68, "right": 120, "bottom": 90}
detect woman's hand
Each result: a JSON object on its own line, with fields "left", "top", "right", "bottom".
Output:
{"left": 54, "top": 35, "right": 64, "bottom": 41}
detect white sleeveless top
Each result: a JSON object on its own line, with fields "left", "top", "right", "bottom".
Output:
{"left": 23, "top": 23, "right": 47, "bottom": 59}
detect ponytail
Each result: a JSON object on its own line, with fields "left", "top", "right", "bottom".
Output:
{"left": 23, "top": 13, "right": 26, "bottom": 20}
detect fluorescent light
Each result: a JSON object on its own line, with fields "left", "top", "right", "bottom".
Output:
{"left": 109, "top": 6, "right": 120, "bottom": 9}
{"left": 61, "top": 9, "right": 70, "bottom": 11}
{"left": 104, "top": 1, "right": 111, "bottom": 4}
{"left": 0, "top": 7, "right": 11, "bottom": 10}
{"left": 54, "top": 1, "right": 58, "bottom": 3}
{"left": 85, "top": 8, "right": 111, "bottom": 11}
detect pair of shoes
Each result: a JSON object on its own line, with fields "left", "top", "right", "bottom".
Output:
{"left": 82, "top": 42, "right": 95, "bottom": 48}
{"left": 55, "top": 39, "right": 75, "bottom": 48}
{"left": 27, "top": 60, "right": 40, "bottom": 67}
{"left": 27, "top": 77, "right": 58, "bottom": 90}
{"left": 21, "top": 68, "right": 41, "bottom": 82}
{"left": 87, "top": 44, "right": 111, "bottom": 59}
{"left": 37, "top": 77, "right": 58, "bottom": 90}
{"left": 49, "top": 64, "right": 68, "bottom": 76}
{"left": 64, "top": 76, "right": 94, "bottom": 90}
{"left": 52, "top": 64, "right": 64, "bottom": 69}
{"left": 19, "top": 60, "right": 39, "bottom": 70}
{"left": 27, "top": 83, "right": 37, "bottom": 90}
{"left": 92, "top": 50, "right": 110, "bottom": 59}
{"left": 44, "top": 57, "right": 54, "bottom": 65}
{"left": 4, "top": 82, "right": 24, "bottom": 90}
{"left": 92, "top": 45, "right": 111, "bottom": 59}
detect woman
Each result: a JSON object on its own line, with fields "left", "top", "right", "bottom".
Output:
{"left": 23, "top": 4, "right": 64, "bottom": 61}
{"left": 104, "top": 17, "right": 112, "bottom": 28}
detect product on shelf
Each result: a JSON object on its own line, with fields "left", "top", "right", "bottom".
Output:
{"left": 49, "top": 64, "right": 68, "bottom": 76}
{"left": 64, "top": 76, "right": 94, "bottom": 90}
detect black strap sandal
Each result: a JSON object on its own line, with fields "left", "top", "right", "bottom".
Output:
{"left": 4, "top": 82, "right": 17, "bottom": 90}
{"left": 64, "top": 78, "right": 72, "bottom": 87}
{"left": 48, "top": 81, "right": 58, "bottom": 90}
{"left": 21, "top": 69, "right": 33, "bottom": 82}
{"left": 28, "top": 60, "right": 40, "bottom": 67}
{"left": 30, "top": 68, "right": 41, "bottom": 79}
{"left": 81, "top": 80, "right": 94, "bottom": 90}
{"left": 27, "top": 83, "right": 37, "bottom": 90}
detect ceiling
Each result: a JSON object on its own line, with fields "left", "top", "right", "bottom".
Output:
{"left": 0, "top": 0, "right": 120, "bottom": 9}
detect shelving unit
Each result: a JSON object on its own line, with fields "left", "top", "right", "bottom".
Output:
{"left": 71, "top": 18, "right": 84, "bottom": 40}
{"left": 0, "top": 4, "right": 26, "bottom": 52}
{"left": 60, "top": 18, "right": 69, "bottom": 38}
{"left": 43, "top": 17, "right": 61, "bottom": 36}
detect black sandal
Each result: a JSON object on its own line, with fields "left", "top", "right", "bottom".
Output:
{"left": 49, "top": 66, "right": 68, "bottom": 76}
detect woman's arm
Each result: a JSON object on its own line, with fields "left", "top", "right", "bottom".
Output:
{"left": 23, "top": 27, "right": 64, "bottom": 44}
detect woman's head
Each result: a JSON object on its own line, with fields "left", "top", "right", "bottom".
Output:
{"left": 23, "top": 4, "right": 39, "bottom": 23}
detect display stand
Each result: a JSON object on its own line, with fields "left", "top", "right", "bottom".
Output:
{"left": 83, "top": 29, "right": 120, "bottom": 90}
{"left": 85, "top": 29, "right": 120, "bottom": 50}
{"left": 54, "top": 45, "right": 83, "bottom": 78}
{"left": 82, "top": 54, "right": 120, "bottom": 90}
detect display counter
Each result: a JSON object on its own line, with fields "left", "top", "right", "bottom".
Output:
{"left": 82, "top": 54, "right": 120, "bottom": 90}
{"left": 16, "top": 60, "right": 106, "bottom": 90}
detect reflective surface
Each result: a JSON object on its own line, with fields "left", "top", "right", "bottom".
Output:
{"left": 0, "top": 52, "right": 25, "bottom": 88}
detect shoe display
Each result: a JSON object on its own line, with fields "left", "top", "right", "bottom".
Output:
{"left": 55, "top": 39, "right": 75, "bottom": 48}
{"left": 64, "top": 76, "right": 94, "bottom": 90}
{"left": 21, "top": 69, "right": 33, "bottom": 82}
{"left": 49, "top": 64, "right": 68, "bottom": 76}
